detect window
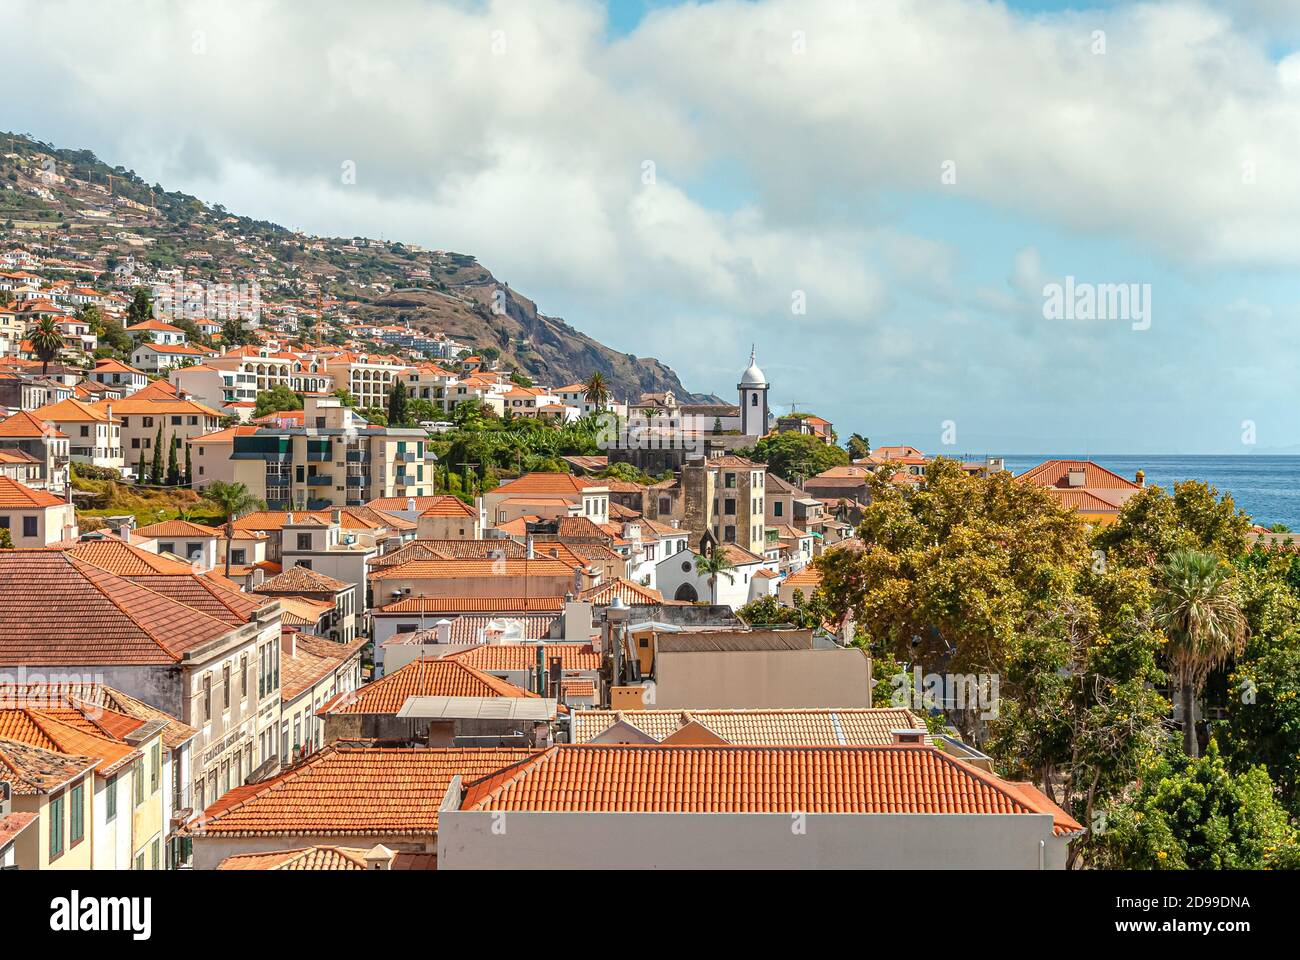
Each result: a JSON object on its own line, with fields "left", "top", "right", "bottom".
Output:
{"left": 49, "top": 792, "right": 64, "bottom": 859}
{"left": 150, "top": 743, "right": 160, "bottom": 793}
{"left": 134, "top": 758, "right": 145, "bottom": 807}
{"left": 296, "top": 533, "right": 312, "bottom": 551}
{"left": 150, "top": 839, "right": 160, "bottom": 871}
{"left": 105, "top": 773, "right": 117, "bottom": 821}
{"left": 724, "top": 499, "right": 736, "bottom": 515}
{"left": 241, "top": 653, "right": 249, "bottom": 700}
{"left": 70, "top": 782, "right": 84, "bottom": 846}
{"left": 0, "top": 517, "right": 8, "bottom": 529}
{"left": 231, "top": 548, "right": 246, "bottom": 565}
{"left": 222, "top": 663, "right": 231, "bottom": 710}
{"left": 170, "top": 416, "right": 181, "bottom": 426}
{"left": 134, "top": 852, "right": 145, "bottom": 871}
{"left": 143, "top": 416, "right": 153, "bottom": 427}
{"left": 751, "top": 394, "right": 758, "bottom": 406}
{"left": 773, "top": 501, "right": 783, "bottom": 516}
{"left": 160, "top": 542, "right": 175, "bottom": 555}
{"left": 22, "top": 516, "right": 37, "bottom": 538}
{"left": 201, "top": 673, "right": 211, "bottom": 722}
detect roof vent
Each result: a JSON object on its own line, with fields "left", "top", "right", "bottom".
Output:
{"left": 1066, "top": 468, "right": 1086, "bottom": 487}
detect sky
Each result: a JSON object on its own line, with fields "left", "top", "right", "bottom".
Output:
{"left": 6, "top": 0, "right": 1300, "bottom": 454}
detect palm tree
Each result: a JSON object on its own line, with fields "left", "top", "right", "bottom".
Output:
{"left": 583, "top": 371, "right": 610, "bottom": 412}
{"left": 30, "top": 317, "right": 64, "bottom": 376}
{"left": 202, "top": 481, "right": 264, "bottom": 578}
{"left": 694, "top": 546, "right": 737, "bottom": 604}
{"left": 1155, "top": 549, "right": 1248, "bottom": 757}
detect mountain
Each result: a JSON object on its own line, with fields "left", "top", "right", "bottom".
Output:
{"left": 0, "top": 132, "right": 708, "bottom": 402}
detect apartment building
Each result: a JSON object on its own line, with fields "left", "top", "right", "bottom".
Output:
{"left": 229, "top": 396, "right": 436, "bottom": 510}
{"left": 29, "top": 396, "right": 122, "bottom": 472}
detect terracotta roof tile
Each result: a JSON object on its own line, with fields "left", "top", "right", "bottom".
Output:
{"left": 444, "top": 643, "right": 600, "bottom": 672}
{"left": 254, "top": 566, "right": 349, "bottom": 594}
{"left": 0, "top": 551, "right": 237, "bottom": 665}
{"left": 322, "top": 658, "right": 536, "bottom": 715}
{"left": 0, "top": 476, "right": 64, "bottom": 509}
{"left": 195, "top": 743, "right": 538, "bottom": 837}
{"left": 0, "top": 736, "right": 97, "bottom": 795}
{"left": 377, "top": 596, "right": 565, "bottom": 615}
{"left": 571, "top": 708, "right": 929, "bottom": 746}
{"left": 461, "top": 744, "right": 1085, "bottom": 834}
{"left": 418, "top": 496, "right": 477, "bottom": 518}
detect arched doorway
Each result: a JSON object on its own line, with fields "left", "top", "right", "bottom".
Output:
{"left": 674, "top": 583, "right": 699, "bottom": 602}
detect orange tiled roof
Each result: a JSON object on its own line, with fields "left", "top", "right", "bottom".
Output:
{"left": 377, "top": 596, "right": 566, "bottom": 614}
{"left": 369, "top": 558, "right": 576, "bottom": 581}
{"left": 418, "top": 496, "right": 477, "bottom": 518}
{"left": 0, "top": 551, "right": 238, "bottom": 665}
{"left": 195, "top": 743, "right": 538, "bottom": 837}
{"left": 0, "top": 708, "right": 141, "bottom": 775}
{"left": 134, "top": 518, "right": 221, "bottom": 538}
{"left": 321, "top": 658, "right": 536, "bottom": 715}
{"left": 578, "top": 578, "right": 663, "bottom": 605}
{"left": 1015, "top": 459, "right": 1142, "bottom": 491}
{"left": 253, "top": 566, "right": 349, "bottom": 595}
{"left": 571, "top": 707, "right": 929, "bottom": 746}
{"left": 492, "top": 472, "right": 596, "bottom": 495}
{"left": 31, "top": 397, "right": 115, "bottom": 423}
{"left": 461, "top": 744, "right": 1085, "bottom": 834}
{"left": 444, "top": 643, "right": 601, "bottom": 672}
{"left": 0, "top": 410, "right": 66, "bottom": 438}
{"left": 0, "top": 476, "right": 64, "bottom": 509}
{"left": 0, "top": 683, "right": 197, "bottom": 749}
{"left": 0, "top": 737, "right": 97, "bottom": 795}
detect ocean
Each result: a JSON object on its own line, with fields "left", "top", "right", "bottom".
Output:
{"left": 995, "top": 455, "right": 1300, "bottom": 530}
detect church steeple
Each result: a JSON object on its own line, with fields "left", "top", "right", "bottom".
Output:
{"left": 738, "top": 347, "right": 770, "bottom": 437}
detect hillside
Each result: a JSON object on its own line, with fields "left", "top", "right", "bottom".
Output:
{"left": 0, "top": 131, "right": 707, "bottom": 401}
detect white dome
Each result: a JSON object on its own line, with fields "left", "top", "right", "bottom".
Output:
{"left": 739, "top": 347, "right": 767, "bottom": 386}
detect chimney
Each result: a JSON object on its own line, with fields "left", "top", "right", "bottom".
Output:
{"left": 1135, "top": 469, "right": 1145, "bottom": 488}
{"left": 1066, "top": 467, "right": 1086, "bottom": 487}
{"left": 363, "top": 844, "right": 395, "bottom": 871}
{"left": 331, "top": 508, "right": 342, "bottom": 526}
{"left": 526, "top": 535, "right": 535, "bottom": 560}
{"left": 286, "top": 511, "right": 295, "bottom": 525}
{"left": 117, "top": 522, "right": 132, "bottom": 543}
{"left": 406, "top": 497, "right": 416, "bottom": 512}
{"left": 280, "top": 628, "right": 296, "bottom": 659}
{"left": 434, "top": 618, "right": 452, "bottom": 644}
{"left": 891, "top": 729, "right": 928, "bottom": 746}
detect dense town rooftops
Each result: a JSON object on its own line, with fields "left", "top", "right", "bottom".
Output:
{"left": 0, "top": 682, "right": 198, "bottom": 749}
{"left": 369, "top": 558, "right": 577, "bottom": 581}
{"left": 134, "top": 518, "right": 221, "bottom": 539}
{"left": 376, "top": 596, "right": 566, "bottom": 615}
{"left": 0, "top": 737, "right": 98, "bottom": 795}
{"left": 0, "top": 410, "right": 66, "bottom": 438}
{"left": 253, "top": 566, "right": 350, "bottom": 594}
{"left": 443, "top": 643, "right": 601, "bottom": 673}
{"left": 418, "top": 495, "right": 477, "bottom": 518}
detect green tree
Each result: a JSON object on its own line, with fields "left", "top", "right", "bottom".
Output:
{"left": 846, "top": 433, "right": 870, "bottom": 461}
{"left": 184, "top": 443, "right": 193, "bottom": 487}
{"left": 387, "top": 380, "right": 409, "bottom": 427}
{"left": 30, "top": 316, "right": 64, "bottom": 376}
{"left": 583, "top": 371, "right": 610, "bottom": 411}
{"left": 1221, "top": 643, "right": 1300, "bottom": 816}
{"left": 136, "top": 447, "right": 148, "bottom": 484}
{"left": 1095, "top": 743, "right": 1299, "bottom": 870}
{"left": 201, "top": 481, "right": 264, "bottom": 578}
{"left": 745, "top": 430, "right": 848, "bottom": 485}
{"left": 150, "top": 423, "right": 165, "bottom": 485}
{"left": 331, "top": 388, "right": 357, "bottom": 408}
{"left": 694, "top": 546, "right": 737, "bottom": 604}
{"left": 252, "top": 384, "right": 303, "bottom": 419}
{"left": 0, "top": 527, "right": 13, "bottom": 549}
{"left": 1095, "top": 481, "right": 1251, "bottom": 570}
{"left": 127, "top": 287, "right": 153, "bottom": 325}
{"left": 1155, "top": 550, "right": 1248, "bottom": 757}
{"left": 166, "top": 433, "right": 181, "bottom": 486}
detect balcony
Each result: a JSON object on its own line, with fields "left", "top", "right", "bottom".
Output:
{"left": 345, "top": 450, "right": 369, "bottom": 463}
{"left": 306, "top": 474, "right": 332, "bottom": 486}
{"left": 346, "top": 475, "right": 369, "bottom": 487}
{"left": 395, "top": 450, "right": 417, "bottom": 463}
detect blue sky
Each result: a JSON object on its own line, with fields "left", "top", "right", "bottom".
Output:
{"left": 7, "top": 0, "right": 1300, "bottom": 453}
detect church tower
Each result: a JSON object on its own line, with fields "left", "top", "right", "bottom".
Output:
{"left": 738, "top": 346, "right": 769, "bottom": 438}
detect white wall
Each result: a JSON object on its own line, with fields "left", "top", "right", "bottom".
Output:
{"left": 438, "top": 811, "right": 1071, "bottom": 869}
